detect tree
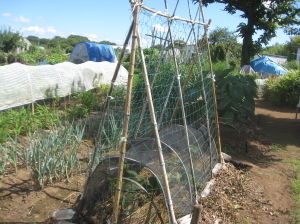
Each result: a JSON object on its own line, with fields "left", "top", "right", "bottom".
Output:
{"left": 0, "top": 27, "right": 24, "bottom": 53}
{"left": 98, "top": 40, "right": 117, "bottom": 45}
{"left": 209, "top": 27, "right": 237, "bottom": 46}
{"left": 208, "top": 27, "right": 242, "bottom": 63}
{"left": 39, "top": 38, "right": 50, "bottom": 46}
{"left": 27, "top": 35, "right": 39, "bottom": 45}
{"left": 67, "top": 35, "right": 90, "bottom": 47}
{"left": 192, "top": 0, "right": 300, "bottom": 66}
{"left": 262, "top": 35, "right": 300, "bottom": 61}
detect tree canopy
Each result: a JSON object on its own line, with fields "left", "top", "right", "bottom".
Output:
{"left": 192, "top": 0, "right": 300, "bottom": 66}
{"left": 25, "top": 35, "right": 117, "bottom": 53}
{"left": 208, "top": 27, "right": 241, "bottom": 64}
{"left": 0, "top": 27, "right": 25, "bottom": 53}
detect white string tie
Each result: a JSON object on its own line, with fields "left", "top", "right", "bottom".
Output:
{"left": 151, "top": 11, "right": 161, "bottom": 17}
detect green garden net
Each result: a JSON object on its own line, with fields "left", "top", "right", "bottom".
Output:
{"left": 77, "top": 1, "right": 221, "bottom": 223}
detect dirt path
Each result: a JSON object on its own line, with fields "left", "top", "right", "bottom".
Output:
{"left": 233, "top": 98, "right": 300, "bottom": 224}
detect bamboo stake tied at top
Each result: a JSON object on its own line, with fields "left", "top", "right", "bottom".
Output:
{"left": 80, "top": 21, "right": 134, "bottom": 203}
{"left": 136, "top": 27, "right": 178, "bottom": 224}
{"left": 111, "top": 1, "right": 142, "bottom": 223}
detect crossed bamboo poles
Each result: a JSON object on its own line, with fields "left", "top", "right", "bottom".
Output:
{"left": 83, "top": 0, "right": 222, "bottom": 223}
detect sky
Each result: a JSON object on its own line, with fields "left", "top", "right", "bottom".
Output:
{"left": 0, "top": 0, "right": 294, "bottom": 47}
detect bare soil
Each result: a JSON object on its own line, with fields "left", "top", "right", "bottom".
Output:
{"left": 0, "top": 98, "right": 299, "bottom": 224}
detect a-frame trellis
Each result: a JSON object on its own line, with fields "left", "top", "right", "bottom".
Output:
{"left": 78, "top": 1, "right": 222, "bottom": 223}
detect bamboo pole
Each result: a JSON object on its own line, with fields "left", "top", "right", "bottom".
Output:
{"left": 134, "top": 1, "right": 181, "bottom": 136}
{"left": 136, "top": 28, "right": 178, "bottom": 224}
{"left": 199, "top": 2, "right": 222, "bottom": 163}
{"left": 169, "top": 36, "right": 207, "bottom": 122}
{"left": 111, "top": 1, "right": 141, "bottom": 223}
{"left": 133, "top": 28, "right": 156, "bottom": 139}
{"left": 156, "top": 0, "right": 181, "bottom": 127}
{"left": 189, "top": 18, "right": 215, "bottom": 174}
{"left": 81, "top": 21, "right": 134, "bottom": 200}
{"left": 129, "top": 1, "right": 206, "bottom": 25}
{"left": 168, "top": 7, "right": 204, "bottom": 121}
{"left": 165, "top": 15, "right": 198, "bottom": 204}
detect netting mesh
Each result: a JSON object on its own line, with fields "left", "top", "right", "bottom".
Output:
{"left": 77, "top": 1, "right": 220, "bottom": 224}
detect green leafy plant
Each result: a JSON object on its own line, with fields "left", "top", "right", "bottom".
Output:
{"left": 0, "top": 105, "right": 63, "bottom": 144}
{"left": 215, "top": 72, "right": 258, "bottom": 123}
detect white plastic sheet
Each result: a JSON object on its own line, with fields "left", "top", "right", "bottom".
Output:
{"left": 0, "top": 61, "right": 128, "bottom": 111}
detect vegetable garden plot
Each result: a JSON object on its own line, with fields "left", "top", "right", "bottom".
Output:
{"left": 76, "top": 1, "right": 221, "bottom": 223}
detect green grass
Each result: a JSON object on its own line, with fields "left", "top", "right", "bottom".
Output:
{"left": 286, "top": 159, "right": 300, "bottom": 222}
{"left": 268, "top": 144, "right": 284, "bottom": 152}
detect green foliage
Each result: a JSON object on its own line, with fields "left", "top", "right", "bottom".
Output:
{"left": 214, "top": 61, "right": 258, "bottom": 122}
{"left": 0, "top": 105, "right": 62, "bottom": 143}
{"left": 0, "top": 52, "right": 69, "bottom": 66}
{"left": 283, "top": 60, "right": 300, "bottom": 70}
{"left": 45, "top": 53, "right": 69, "bottom": 64}
{"left": 261, "top": 36, "right": 300, "bottom": 62}
{"left": 0, "top": 26, "right": 25, "bottom": 53}
{"left": 0, "top": 135, "right": 19, "bottom": 173}
{"left": 192, "top": 0, "right": 300, "bottom": 66}
{"left": 66, "top": 85, "right": 126, "bottom": 121}
{"left": 261, "top": 43, "right": 290, "bottom": 58}
{"left": 211, "top": 44, "right": 226, "bottom": 62}
{"left": 66, "top": 90, "right": 100, "bottom": 120}
{"left": 263, "top": 70, "right": 300, "bottom": 107}
{"left": 28, "top": 44, "right": 39, "bottom": 54}
{"left": 98, "top": 40, "right": 117, "bottom": 45}
{"left": 208, "top": 27, "right": 241, "bottom": 64}
{"left": 26, "top": 34, "right": 117, "bottom": 54}
{"left": 27, "top": 35, "right": 39, "bottom": 45}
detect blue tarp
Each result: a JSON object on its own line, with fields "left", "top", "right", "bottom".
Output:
{"left": 250, "top": 56, "right": 287, "bottom": 77}
{"left": 83, "top": 42, "right": 116, "bottom": 63}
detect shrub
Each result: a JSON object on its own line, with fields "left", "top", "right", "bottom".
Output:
{"left": 263, "top": 70, "right": 300, "bottom": 107}
{"left": 283, "top": 60, "right": 300, "bottom": 70}
{"left": 0, "top": 54, "right": 6, "bottom": 65}
{"left": 7, "top": 54, "right": 15, "bottom": 64}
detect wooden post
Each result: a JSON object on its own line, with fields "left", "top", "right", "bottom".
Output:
{"left": 190, "top": 204, "right": 202, "bottom": 224}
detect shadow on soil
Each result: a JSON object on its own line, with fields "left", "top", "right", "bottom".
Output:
{"left": 255, "top": 98, "right": 298, "bottom": 114}
{"left": 220, "top": 98, "right": 300, "bottom": 170}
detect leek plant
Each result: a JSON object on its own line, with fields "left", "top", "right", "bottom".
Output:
{"left": 27, "top": 122, "right": 85, "bottom": 188}
{"left": 0, "top": 135, "right": 20, "bottom": 173}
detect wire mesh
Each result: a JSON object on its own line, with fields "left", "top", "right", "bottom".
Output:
{"left": 77, "top": 1, "right": 220, "bottom": 223}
